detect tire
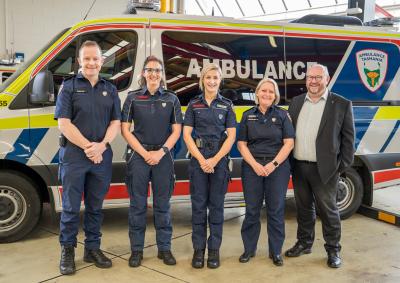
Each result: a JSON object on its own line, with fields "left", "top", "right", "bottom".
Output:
{"left": 337, "top": 167, "right": 363, "bottom": 220}
{"left": 0, "top": 171, "right": 42, "bottom": 243}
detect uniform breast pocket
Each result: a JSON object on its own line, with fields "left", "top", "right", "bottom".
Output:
{"left": 214, "top": 109, "right": 227, "bottom": 125}
{"left": 72, "top": 92, "right": 90, "bottom": 113}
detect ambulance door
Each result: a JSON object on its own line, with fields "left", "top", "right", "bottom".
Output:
{"left": 25, "top": 25, "right": 148, "bottom": 211}
{"left": 150, "top": 21, "right": 285, "bottom": 201}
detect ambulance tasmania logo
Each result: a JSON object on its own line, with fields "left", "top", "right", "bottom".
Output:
{"left": 356, "top": 49, "right": 388, "bottom": 92}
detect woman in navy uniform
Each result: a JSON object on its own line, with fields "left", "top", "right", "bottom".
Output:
{"left": 121, "top": 56, "right": 182, "bottom": 267}
{"left": 183, "top": 63, "right": 236, "bottom": 269}
{"left": 237, "top": 78, "right": 294, "bottom": 266}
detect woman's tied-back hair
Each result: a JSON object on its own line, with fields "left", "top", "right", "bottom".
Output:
{"left": 199, "top": 63, "right": 223, "bottom": 91}
{"left": 138, "top": 55, "right": 166, "bottom": 88}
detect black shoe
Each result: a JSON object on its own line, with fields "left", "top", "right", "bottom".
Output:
{"left": 60, "top": 245, "right": 76, "bottom": 275}
{"left": 239, "top": 251, "right": 255, "bottom": 263}
{"left": 285, "top": 242, "right": 312, "bottom": 257}
{"left": 327, "top": 251, "right": 342, "bottom": 268}
{"left": 207, "top": 249, "right": 220, "bottom": 269}
{"left": 269, "top": 254, "right": 283, "bottom": 266}
{"left": 83, "top": 249, "right": 112, "bottom": 268}
{"left": 129, "top": 251, "right": 143, "bottom": 268}
{"left": 158, "top": 250, "right": 177, "bottom": 265}
{"left": 192, "top": 249, "right": 205, "bottom": 268}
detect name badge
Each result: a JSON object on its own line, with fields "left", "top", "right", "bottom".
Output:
{"left": 76, "top": 89, "right": 87, "bottom": 93}
{"left": 216, "top": 104, "right": 227, "bottom": 109}
{"left": 247, "top": 114, "right": 258, "bottom": 121}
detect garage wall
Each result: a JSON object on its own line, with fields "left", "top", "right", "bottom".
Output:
{"left": 0, "top": 0, "right": 128, "bottom": 61}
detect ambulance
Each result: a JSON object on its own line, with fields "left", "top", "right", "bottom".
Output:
{"left": 1, "top": 13, "right": 399, "bottom": 242}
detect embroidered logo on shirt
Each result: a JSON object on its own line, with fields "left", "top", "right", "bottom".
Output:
{"left": 272, "top": 117, "right": 276, "bottom": 122}
{"left": 218, "top": 114, "right": 223, "bottom": 120}
{"left": 162, "top": 102, "right": 166, "bottom": 107}
{"left": 102, "top": 91, "right": 108, "bottom": 96}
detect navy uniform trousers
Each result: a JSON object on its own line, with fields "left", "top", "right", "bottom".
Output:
{"left": 241, "top": 159, "right": 290, "bottom": 256}
{"left": 126, "top": 152, "right": 175, "bottom": 252}
{"left": 59, "top": 148, "right": 112, "bottom": 250}
{"left": 190, "top": 149, "right": 229, "bottom": 250}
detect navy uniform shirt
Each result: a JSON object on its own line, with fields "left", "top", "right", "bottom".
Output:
{"left": 121, "top": 87, "right": 183, "bottom": 145}
{"left": 55, "top": 72, "right": 122, "bottom": 143}
{"left": 238, "top": 105, "right": 295, "bottom": 158}
{"left": 184, "top": 93, "right": 236, "bottom": 141}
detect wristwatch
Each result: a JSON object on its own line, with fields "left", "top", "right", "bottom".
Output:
{"left": 272, "top": 160, "right": 279, "bottom": 168}
{"left": 162, "top": 146, "right": 169, "bottom": 154}
{"left": 103, "top": 141, "right": 110, "bottom": 149}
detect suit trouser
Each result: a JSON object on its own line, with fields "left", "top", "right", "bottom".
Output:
{"left": 59, "top": 149, "right": 112, "bottom": 250}
{"left": 241, "top": 160, "right": 290, "bottom": 256}
{"left": 190, "top": 157, "right": 229, "bottom": 250}
{"left": 292, "top": 161, "right": 341, "bottom": 252}
{"left": 126, "top": 152, "right": 175, "bottom": 252}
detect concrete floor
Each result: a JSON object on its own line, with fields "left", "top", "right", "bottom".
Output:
{"left": 1, "top": 198, "right": 400, "bottom": 283}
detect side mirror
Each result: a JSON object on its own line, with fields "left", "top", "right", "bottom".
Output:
{"left": 30, "top": 70, "right": 55, "bottom": 104}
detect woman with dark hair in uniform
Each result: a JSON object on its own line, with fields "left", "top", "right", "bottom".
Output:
{"left": 183, "top": 63, "right": 236, "bottom": 269}
{"left": 237, "top": 78, "right": 294, "bottom": 266}
{"left": 121, "top": 56, "right": 183, "bottom": 267}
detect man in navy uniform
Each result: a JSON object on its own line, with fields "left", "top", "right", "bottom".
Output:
{"left": 55, "top": 40, "right": 121, "bottom": 275}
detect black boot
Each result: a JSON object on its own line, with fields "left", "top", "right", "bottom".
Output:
{"left": 192, "top": 249, "right": 205, "bottom": 268}
{"left": 207, "top": 249, "right": 220, "bottom": 269}
{"left": 157, "top": 250, "right": 177, "bottom": 265}
{"left": 60, "top": 245, "right": 76, "bottom": 275}
{"left": 128, "top": 251, "right": 143, "bottom": 267}
{"left": 83, "top": 248, "right": 112, "bottom": 268}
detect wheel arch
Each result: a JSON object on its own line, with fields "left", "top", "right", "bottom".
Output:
{"left": 0, "top": 159, "right": 51, "bottom": 204}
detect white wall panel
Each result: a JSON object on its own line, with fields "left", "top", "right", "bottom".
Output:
{"left": 1, "top": 0, "right": 127, "bottom": 60}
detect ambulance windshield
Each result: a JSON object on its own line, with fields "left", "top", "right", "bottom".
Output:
{"left": 0, "top": 28, "right": 69, "bottom": 93}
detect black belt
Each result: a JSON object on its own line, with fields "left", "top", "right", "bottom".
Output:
{"left": 142, "top": 144, "right": 162, "bottom": 151}
{"left": 295, "top": 159, "right": 317, "bottom": 164}
{"left": 195, "top": 138, "right": 221, "bottom": 150}
{"left": 253, "top": 156, "right": 273, "bottom": 162}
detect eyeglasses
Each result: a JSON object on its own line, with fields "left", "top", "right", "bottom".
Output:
{"left": 306, "top": 75, "right": 323, "bottom": 82}
{"left": 144, "top": 68, "right": 163, "bottom": 74}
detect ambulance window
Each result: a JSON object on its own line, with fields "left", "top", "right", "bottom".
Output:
{"left": 80, "top": 31, "right": 137, "bottom": 91}
{"left": 161, "top": 31, "right": 284, "bottom": 106}
{"left": 47, "top": 39, "right": 78, "bottom": 95}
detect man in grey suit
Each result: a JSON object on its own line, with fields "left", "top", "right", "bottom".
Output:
{"left": 285, "top": 64, "right": 355, "bottom": 268}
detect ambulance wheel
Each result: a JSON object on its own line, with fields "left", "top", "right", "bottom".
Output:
{"left": 337, "top": 168, "right": 363, "bottom": 220}
{"left": 0, "top": 171, "right": 42, "bottom": 243}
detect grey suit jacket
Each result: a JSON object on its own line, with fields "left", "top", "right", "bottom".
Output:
{"left": 288, "top": 92, "right": 355, "bottom": 184}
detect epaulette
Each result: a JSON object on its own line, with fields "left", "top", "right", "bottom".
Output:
{"left": 190, "top": 95, "right": 202, "bottom": 104}
{"left": 127, "top": 88, "right": 144, "bottom": 95}
{"left": 243, "top": 106, "right": 257, "bottom": 115}
{"left": 162, "top": 89, "right": 177, "bottom": 96}
{"left": 220, "top": 96, "right": 233, "bottom": 106}
{"left": 61, "top": 75, "right": 74, "bottom": 83}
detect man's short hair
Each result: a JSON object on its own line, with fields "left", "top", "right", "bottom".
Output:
{"left": 79, "top": 40, "right": 102, "bottom": 58}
